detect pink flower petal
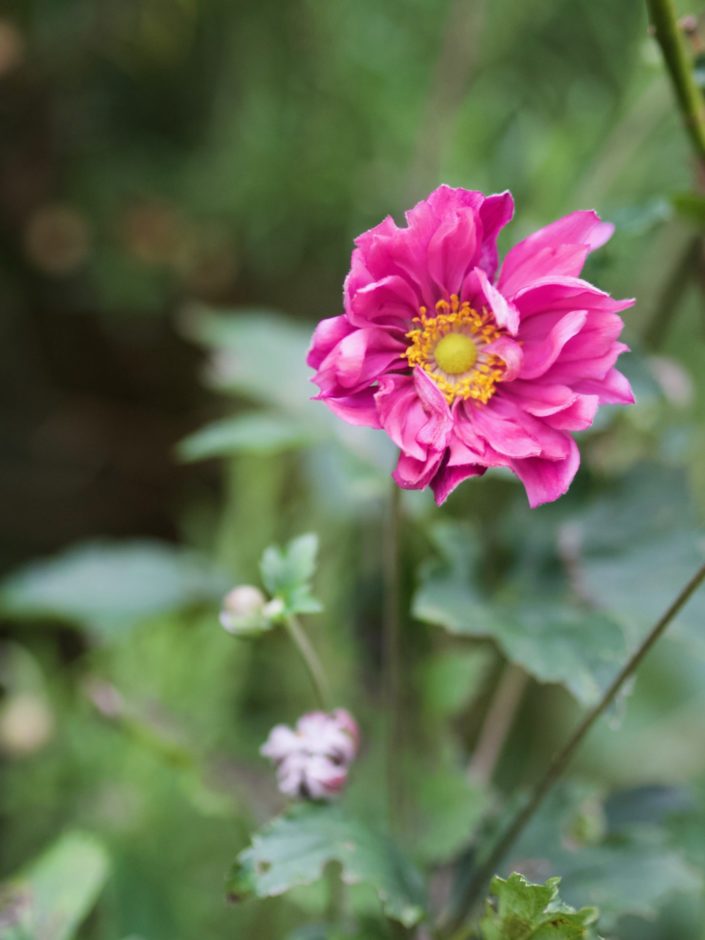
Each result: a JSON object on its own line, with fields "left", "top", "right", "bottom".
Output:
{"left": 499, "top": 209, "right": 614, "bottom": 296}
{"left": 520, "top": 309, "right": 588, "bottom": 380}
{"left": 510, "top": 436, "right": 581, "bottom": 508}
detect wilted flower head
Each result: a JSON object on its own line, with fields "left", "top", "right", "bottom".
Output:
{"left": 261, "top": 709, "right": 359, "bottom": 801}
{"left": 308, "top": 186, "right": 634, "bottom": 507}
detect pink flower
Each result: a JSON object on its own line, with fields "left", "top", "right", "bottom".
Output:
{"left": 308, "top": 186, "right": 634, "bottom": 507}
{"left": 261, "top": 709, "right": 359, "bottom": 801}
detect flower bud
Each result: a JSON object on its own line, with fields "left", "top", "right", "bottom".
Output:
{"left": 220, "top": 585, "right": 269, "bottom": 637}
{"left": 261, "top": 709, "right": 360, "bottom": 801}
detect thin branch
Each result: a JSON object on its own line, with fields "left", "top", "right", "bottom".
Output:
{"left": 440, "top": 557, "right": 705, "bottom": 936}
{"left": 284, "top": 614, "right": 331, "bottom": 710}
{"left": 646, "top": 0, "right": 705, "bottom": 164}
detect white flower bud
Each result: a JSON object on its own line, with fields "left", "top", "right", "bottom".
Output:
{"left": 220, "top": 585, "right": 269, "bottom": 636}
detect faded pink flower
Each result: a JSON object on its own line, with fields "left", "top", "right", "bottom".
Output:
{"left": 261, "top": 709, "right": 359, "bottom": 801}
{"left": 308, "top": 186, "right": 634, "bottom": 507}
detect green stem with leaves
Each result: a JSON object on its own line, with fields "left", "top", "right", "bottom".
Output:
{"left": 283, "top": 614, "right": 331, "bottom": 710}
{"left": 440, "top": 557, "right": 705, "bottom": 937}
{"left": 646, "top": 0, "right": 705, "bottom": 164}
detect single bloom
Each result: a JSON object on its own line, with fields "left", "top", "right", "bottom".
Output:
{"left": 308, "top": 186, "right": 635, "bottom": 507}
{"left": 261, "top": 709, "right": 359, "bottom": 801}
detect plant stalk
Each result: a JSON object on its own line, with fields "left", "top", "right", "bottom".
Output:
{"left": 284, "top": 614, "right": 331, "bottom": 710}
{"left": 384, "top": 482, "right": 404, "bottom": 831}
{"left": 440, "top": 557, "right": 705, "bottom": 936}
{"left": 646, "top": 0, "right": 705, "bottom": 164}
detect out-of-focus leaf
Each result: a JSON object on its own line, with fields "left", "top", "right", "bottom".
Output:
{"left": 227, "top": 803, "right": 426, "bottom": 928}
{"left": 260, "top": 533, "right": 322, "bottom": 615}
{"left": 1, "top": 831, "right": 110, "bottom": 940}
{"left": 672, "top": 191, "right": 705, "bottom": 225}
{"left": 177, "top": 412, "right": 320, "bottom": 461}
{"left": 479, "top": 873, "right": 598, "bottom": 940}
{"left": 610, "top": 199, "right": 672, "bottom": 236}
{"left": 508, "top": 785, "right": 702, "bottom": 930}
{"left": 412, "top": 523, "right": 627, "bottom": 706}
{"left": 415, "top": 760, "right": 488, "bottom": 865}
{"left": 181, "top": 307, "right": 393, "bottom": 481}
{"left": 0, "top": 541, "right": 230, "bottom": 636}
{"left": 182, "top": 307, "right": 315, "bottom": 413}
{"left": 574, "top": 465, "right": 705, "bottom": 651}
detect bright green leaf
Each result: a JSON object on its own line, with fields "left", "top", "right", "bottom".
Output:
{"left": 260, "top": 533, "right": 322, "bottom": 616}
{"left": 480, "top": 873, "right": 598, "bottom": 940}
{"left": 227, "top": 803, "right": 425, "bottom": 927}
{"left": 1, "top": 832, "right": 110, "bottom": 940}
{"left": 0, "top": 541, "right": 230, "bottom": 636}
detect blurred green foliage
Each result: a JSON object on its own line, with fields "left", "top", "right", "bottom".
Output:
{"left": 4, "top": 0, "right": 705, "bottom": 938}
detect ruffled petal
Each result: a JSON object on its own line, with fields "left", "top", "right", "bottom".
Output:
{"left": 499, "top": 209, "right": 614, "bottom": 296}
{"left": 519, "top": 309, "right": 588, "bottom": 380}
{"left": 510, "top": 436, "right": 581, "bottom": 508}
{"left": 317, "top": 389, "right": 381, "bottom": 428}
{"left": 307, "top": 315, "right": 354, "bottom": 370}
{"left": 315, "top": 327, "right": 405, "bottom": 394}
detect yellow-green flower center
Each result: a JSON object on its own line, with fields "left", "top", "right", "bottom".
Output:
{"left": 433, "top": 332, "right": 478, "bottom": 374}
{"left": 402, "top": 295, "right": 506, "bottom": 405}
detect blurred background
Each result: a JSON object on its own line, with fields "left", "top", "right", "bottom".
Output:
{"left": 3, "top": 0, "right": 705, "bottom": 938}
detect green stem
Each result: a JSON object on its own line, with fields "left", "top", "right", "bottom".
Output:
{"left": 284, "top": 614, "right": 331, "bottom": 710}
{"left": 440, "top": 557, "right": 705, "bottom": 937}
{"left": 384, "top": 482, "right": 404, "bottom": 830}
{"left": 646, "top": 0, "right": 705, "bottom": 164}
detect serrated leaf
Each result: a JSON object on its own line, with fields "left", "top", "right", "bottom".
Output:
{"left": 1, "top": 831, "right": 110, "bottom": 940}
{"left": 0, "top": 541, "right": 230, "bottom": 637}
{"left": 227, "top": 803, "right": 425, "bottom": 927}
{"left": 480, "top": 873, "right": 598, "bottom": 940}
{"left": 412, "top": 523, "right": 627, "bottom": 707}
{"left": 260, "top": 534, "right": 322, "bottom": 615}
{"left": 177, "top": 412, "right": 319, "bottom": 462}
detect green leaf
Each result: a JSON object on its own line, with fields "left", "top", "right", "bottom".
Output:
{"left": 509, "top": 785, "right": 702, "bottom": 930}
{"left": 0, "top": 541, "right": 230, "bottom": 636}
{"left": 574, "top": 465, "right": 705, "bottom": 652}
{"left": 412, "top": 523, "right": 627, "bottom": 706}
{"left": 177, "top": 412, "right": 319, "bottom": 462}
{"left": 1, "top": 832, "right": 110, "bottom": 940}
{"left": 227, "top": 803, "right": 425, "bottom": 927}
{"left": 480, "top": 873, "right": 598, "bottom": 940}
{"left": 183, "top": 307, "right": 315, "bottom": 413}
{"left": 260, "top": 533, "right": 322, "bottom": 616}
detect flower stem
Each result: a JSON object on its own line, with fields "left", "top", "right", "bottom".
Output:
{"left": 440, "top": 557, "right": 705, "bottom": 936}
{"left": 646, "top": 0, "right": 705, "bottom": 164}
{"left": 284, "top": 614, "right": 331, "bottom": 711}
{"left": 384, "top": 482, "right": 404, "bottom": 830}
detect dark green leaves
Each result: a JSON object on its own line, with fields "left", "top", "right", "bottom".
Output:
{"left": 480, "top": 873, "right": 598, "bottom": 940}
{"left": 227, "top": 803, "right": 425, "bottom": 928}
{"left": 260, "top": 533, "right": 322, "bottom": 616}
{"left": 413, "top": 523, "right": 627, "bottom": 706}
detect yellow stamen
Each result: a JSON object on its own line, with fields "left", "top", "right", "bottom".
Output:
{"left": 403, "top": 296, "right": 505, "bottom": 404}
